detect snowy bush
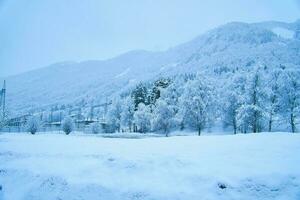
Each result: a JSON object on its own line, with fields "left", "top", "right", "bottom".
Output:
{"left": 26, "top": 116, "right": 40, "bottom": 135}
{"left": 62, "top": 116, "right": 74, "bottom": 135}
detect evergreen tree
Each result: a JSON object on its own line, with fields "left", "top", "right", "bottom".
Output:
{"left": 131, "top": 83, "right": 149, "bottom": 110}
{"left": 149, "top": 78, "right": 171, "bottom": 104}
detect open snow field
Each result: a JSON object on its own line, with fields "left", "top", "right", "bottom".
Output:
{"left": 0, "top": 132, "right": 300, "bottom": 200}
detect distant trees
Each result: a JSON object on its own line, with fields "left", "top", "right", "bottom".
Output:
{"left": 26, "top": 116, "right": 40, "bottom": 134}
{"left": 62, "top": 116, "right": 74, "bottom": 135}
{"left": 97, "top": 68, "right": 300, "bottom": 135}
{"left": 16, "top": 67, "right": 300, "bottom": 135}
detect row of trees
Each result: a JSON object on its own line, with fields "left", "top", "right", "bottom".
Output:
{"left": 104, "top": 67, "right": 300, "bottom": 135}
{"left": 2, "top": 66, "right": 299, "bottom": 136}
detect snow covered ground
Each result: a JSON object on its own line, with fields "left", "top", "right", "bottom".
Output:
{"left": 0, "top": 132, "right": 300, "bottom": 200}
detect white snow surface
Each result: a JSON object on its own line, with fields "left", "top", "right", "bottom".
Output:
{"left": 272, "top": 27, "right": 294, "bottom": 39}
{"left": 0, "top": 132, "right": 300, "bottom": 200}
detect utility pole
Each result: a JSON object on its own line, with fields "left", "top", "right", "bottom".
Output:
{"left": 3, "top": 80, "right": 5, "bottom": 115}
{"left": 0, "top": 80, "right": 5, "bottom": 117}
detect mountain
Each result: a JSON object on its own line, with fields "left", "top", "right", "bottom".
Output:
{"left": 2, "top": 19, "right": 300, "bottom": 115}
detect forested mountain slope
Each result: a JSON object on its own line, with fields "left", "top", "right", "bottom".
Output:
{"left": 2, "top": 19, "right": 300, "bottom": 115}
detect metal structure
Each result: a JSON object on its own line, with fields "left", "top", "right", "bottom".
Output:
{"left": 0, "top": 80, "right": 6, "bottom": 117}
{"left": 89, "top": 101, "right": 111, "bottom": 121}
{"left": 0, "top": 89, "right": 113, "bottom": 132}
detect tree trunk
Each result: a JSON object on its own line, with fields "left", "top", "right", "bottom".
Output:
{"left": 198, "top": 127, "right": 201, "bottom": 136}
{"left": 268, "top": 113, "right": 273, "bottom": 132}
{"left": 253, "top": 111, "right": 258, "bottom": 133}
{"left": 291, "top": 113, "right": 296, "bottom": 133}
{"left": 233, "top": 118, "right": 237, "bottom": 134}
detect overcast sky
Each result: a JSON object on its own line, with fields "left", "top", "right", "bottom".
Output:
{"left": 0, "top": 0, "right": 299, "bottom": 77}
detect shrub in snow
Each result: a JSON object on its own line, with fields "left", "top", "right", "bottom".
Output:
{"left": 26, "top": 116, "right": 40, "bottom": 134}
{"left": 62, "top": 116, "right": 74, "bottom": 135}
{"left": 91, "top": 122, "right": 101, "bottom": 134}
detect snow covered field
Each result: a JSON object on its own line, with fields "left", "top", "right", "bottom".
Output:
{"left": 0, "top": 132, "right": 300, "bottom": 200}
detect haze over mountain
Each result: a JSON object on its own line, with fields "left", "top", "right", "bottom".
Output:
{"left": 2, "top": 19, "right": 300, "bottom": 115}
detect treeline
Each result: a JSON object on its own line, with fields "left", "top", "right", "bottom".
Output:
{"left": 1, "top": 66, "right": 299, "bottom": 136}
{"left": 104, "top": 66, "right": 300, "bottom": 135}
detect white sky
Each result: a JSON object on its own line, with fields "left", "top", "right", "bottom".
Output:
{"left": 0, "top": 0, "right": 299, "bottom": 76}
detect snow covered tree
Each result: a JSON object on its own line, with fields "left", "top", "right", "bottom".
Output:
{"left": 133, "top": 103, "right": 152, "bottom": 133}
{"left": 237, "top": 68, "right": 267, "bottom": 133}
{"left": 26, "top": 116, "right": 40, "bottom": 135}
{"left": 160, "top": 78, "right": 183, "bottom": 113}
{"left": 62, "top": 116, "right": 74, "bottom": 135}
{"left": 178, "top": 74, "right": 216, "bottom": 135}
{"left": 120, "top": 96, "right": 135, "bottom": 132}
{"left": 152, "top": 99, "right": 175, "bottom": 136}
{"left": 106, "top": 99, "right": 122, "bottom": 132}
{"left": 222, "top": 75, "right": 246, "bottom": 134}
{"left": 265, "top": 69, "right": 281, "bottom": 132}
{"left": 279, "top": 69, "right": 300, "bottom": 133}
